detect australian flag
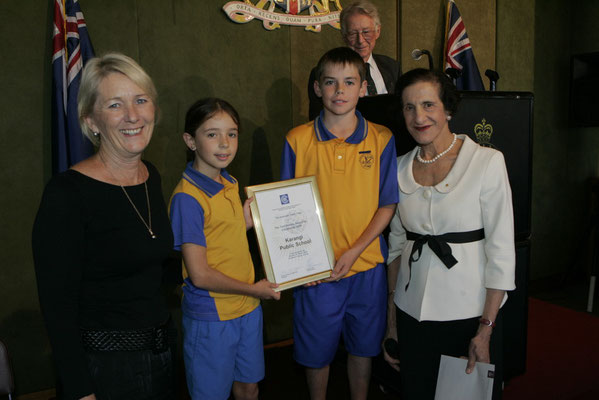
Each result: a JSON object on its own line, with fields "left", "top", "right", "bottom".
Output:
{"left": 52, "top": 0, "right": 95, "bottom": 173}
{"left": 443, "top": 0, "right": 484, "bottom": 91}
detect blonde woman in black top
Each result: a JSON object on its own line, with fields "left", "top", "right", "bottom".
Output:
{"left": 33, "top": 53, "right": 174, "bottom": 400}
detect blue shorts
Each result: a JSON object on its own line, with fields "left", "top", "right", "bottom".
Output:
{"left": 182, "top": 305, "right": 264, "bottom": 400}
{"left": 293, "top": 264, "right": 387, "bottom": 368}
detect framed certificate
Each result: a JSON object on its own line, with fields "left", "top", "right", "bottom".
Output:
{"left": 245, "top": 176, "right": 334, "bottom": 291}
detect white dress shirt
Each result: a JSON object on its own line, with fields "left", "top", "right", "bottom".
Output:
{"left": 366, "top": 54, "right": 387, "bottom": 95}
{"left": 388, "top": 135, "right": 516, "bottom": 322}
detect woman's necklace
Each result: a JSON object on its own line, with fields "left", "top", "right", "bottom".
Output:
{"left": 416, "top": 133, "right": 457, "bottom": 164}
{"left": 121, "top": 183, "right": 156, "bottom": 239}
{"left": 100, "top": 154, "right": 157, "bottom": 239}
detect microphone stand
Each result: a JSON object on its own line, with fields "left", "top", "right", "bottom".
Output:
{"left": 485, "top": 69, "right": 500, "bottom": 91}
{"left": 445, "top": 68, "right": 462, "bottom": 86}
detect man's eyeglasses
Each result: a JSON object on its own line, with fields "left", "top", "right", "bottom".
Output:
{"left": 345, "top": 29, "right": 377, "bottom": 41}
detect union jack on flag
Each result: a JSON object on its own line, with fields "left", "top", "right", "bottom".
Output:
{"left": 443, "top": 0, "right": 484, "bottom": 90}
{"left": 52, "top": 0, "right": 95, "bottom": 173}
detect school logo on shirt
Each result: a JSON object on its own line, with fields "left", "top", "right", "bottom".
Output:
{"left": 280, "top": 194, "right": 290, "bottom": 204}
{"left": 359, "top": 151, "right": 374, "bottom": 169}
{"left": 222, "top": 1, "right": 342, "bottom": 32}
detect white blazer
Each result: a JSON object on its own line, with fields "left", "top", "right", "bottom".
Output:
{"left": 388, "top": 135, "right": 516, "bottom": 322}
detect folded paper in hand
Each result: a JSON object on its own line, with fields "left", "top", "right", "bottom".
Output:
{"left": 434, "top": 355, "right": 494, "bottom": 400}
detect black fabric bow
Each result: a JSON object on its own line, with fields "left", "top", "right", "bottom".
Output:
{"left": 404, "top": 229, "right": 485, "bottom": 290}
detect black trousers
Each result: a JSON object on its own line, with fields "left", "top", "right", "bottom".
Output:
{"left": 84, "top": 346, "right": 176, "bottom": 400}
{"left": 82, "top": 319, "right": 178, "bottom": 400}
{"left": 396, "top": 307, "right": 504, "bottom": 400}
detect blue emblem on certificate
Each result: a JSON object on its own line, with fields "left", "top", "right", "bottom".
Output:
{"left": 280, "top": 194, "right": 290, "bottom": 205}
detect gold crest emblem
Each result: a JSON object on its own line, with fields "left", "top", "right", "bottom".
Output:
{"left": 474, "top": 118, "right": 495, "bottom": 148}
{"left": 359, "top": 153, "right": 374, "bottom": 169}
{"left": 223, "top": 1, "right": 342, "bottom": 32}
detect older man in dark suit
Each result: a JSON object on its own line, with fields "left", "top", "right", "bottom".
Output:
{"left": 308, "top": 1, "right": 401, "bottom": 120}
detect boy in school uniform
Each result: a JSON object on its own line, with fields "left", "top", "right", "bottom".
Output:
{"left": 280, "top": 47, "right": 399, "bottom": 399}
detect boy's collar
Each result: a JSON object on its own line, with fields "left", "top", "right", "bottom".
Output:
{"left": 314, "top": 110, "right": 368, "bottom": 144}
{"left": 182, "top": 162, "right": 236, "bottom": 197}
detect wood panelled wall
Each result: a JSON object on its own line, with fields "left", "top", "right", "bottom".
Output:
{"left": 0, "top": 0, "right": 541, "bottom": 394}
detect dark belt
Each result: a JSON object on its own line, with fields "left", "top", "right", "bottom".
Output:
{"left": 81, "top": 319, "right": 171, "bottom": 353}
{"left": 404, "top": 228, "right": 485, "bottom": 290}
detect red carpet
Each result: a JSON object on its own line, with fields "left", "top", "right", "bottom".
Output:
{"left": 503, "top": 298, "right": 599, "bottom": 400}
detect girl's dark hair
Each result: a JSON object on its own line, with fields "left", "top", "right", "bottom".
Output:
{"left": 184, "top": 97, "right": 240, "bottom": 137}
{"left": 396, "top": 68, "right": 461, "bottom": 116}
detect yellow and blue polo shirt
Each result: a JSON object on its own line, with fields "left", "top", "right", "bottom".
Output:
{"left": 280, "top": 110, "right": 399, "bottom": 277}
{"left": 169, "top": 163, "right": 259, "bottom": 321}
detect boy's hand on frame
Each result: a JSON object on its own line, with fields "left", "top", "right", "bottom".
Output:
{"left": 252, "top": 279, "right": 281, "bottom": 300}
{"left": 327, "top": 247, "right": 360, "bottom": 281}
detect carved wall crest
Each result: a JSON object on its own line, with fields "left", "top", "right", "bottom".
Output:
{"left": 223, "top": 1, "right": 342, "bottom": 32}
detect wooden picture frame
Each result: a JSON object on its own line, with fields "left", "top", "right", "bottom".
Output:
{"left": 245, "top": 176, "right": 334, "bottom": 291}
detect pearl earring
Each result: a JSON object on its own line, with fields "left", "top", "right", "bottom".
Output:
{"left": 93, "top": 131, "right": 100, "bottom": 137}
{"left": 446, "top": 115, "right": 452, "bottom": 121}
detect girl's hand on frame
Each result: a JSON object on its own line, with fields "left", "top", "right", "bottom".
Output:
{"left": 243, "top": 197, "right": 254, "bottom": 230}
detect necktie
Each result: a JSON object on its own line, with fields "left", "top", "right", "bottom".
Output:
{"left": 365, "top": 63, "right": 378, "bottom": 96}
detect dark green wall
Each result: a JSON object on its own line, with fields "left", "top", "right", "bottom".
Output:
{"left": 531, "top": 0, "right": 599, "bottom": 279}
{"left": 4, "top": 0, "right": 588, "bottom": 395}
{"left": 0, "top": 0, "right": 395, "bottom": 394}
{"left": 0, "top": 1, "right": 56, "bottom": 394}
{"left": 497, "top": 0, "right": 535, "bottom": 91}
{"left": 569, "top": 2, "right": 599, "bottom": 200}
{"left": 532, "top": 0, "right": 572, "bottom": 277}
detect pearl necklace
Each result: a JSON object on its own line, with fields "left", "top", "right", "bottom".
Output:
{"left": 416, "top": 133, "right": 457, "bottom": 164}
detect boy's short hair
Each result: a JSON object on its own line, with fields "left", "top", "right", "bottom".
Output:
{"left": 314, "top": 47, "right": 366, "bottom": 84}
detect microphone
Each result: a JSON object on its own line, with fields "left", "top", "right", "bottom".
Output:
{"left": 411, "top": 48, "right": 425, "bottom": 60}
{"left": 485, "top": 69, "right": 500, "bottom": 91}
{"left": 445, "top": 68, "right": 462, "bottom": 85}
{"left": 411, "top": 48, "right": 433, "bottom": 70}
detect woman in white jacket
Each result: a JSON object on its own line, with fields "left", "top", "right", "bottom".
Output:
{"left": 382, "top": 68, "right": 516, "bottom": 400}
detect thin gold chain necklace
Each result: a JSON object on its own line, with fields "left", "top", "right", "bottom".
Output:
{"left": 120, "top": 183, "right": 156, "bottom": 239}
{"left": 100, "top": 154, "right": 157, "bottom": 239}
